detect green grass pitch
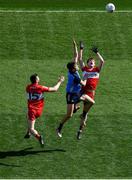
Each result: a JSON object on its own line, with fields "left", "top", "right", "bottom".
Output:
{"left": 0, "top": 0, "right": 132, "bottom": 178}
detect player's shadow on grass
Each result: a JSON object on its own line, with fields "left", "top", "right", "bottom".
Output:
{"left": 0, "top": 147, "right": 66, "bottom": 159}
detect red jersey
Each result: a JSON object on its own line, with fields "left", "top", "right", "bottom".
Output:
{"left": 26, "top": 83, "right": 49, "bottom": 110}
{"left": 82, "top": 66, "right": 100, "bottom": 91}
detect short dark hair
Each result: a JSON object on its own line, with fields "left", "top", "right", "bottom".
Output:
{"left": 67, "top": 62, "right": 76, "bottom": 71}
{"left": 30, "top": 73, "right": 38, "bottom": 84}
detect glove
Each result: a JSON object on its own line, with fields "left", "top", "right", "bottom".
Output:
{"left": 80, "top": 41, "right": 84, "bottom": 50}
{"left": 91, "top": 46, "right": 99, "bottom": 53}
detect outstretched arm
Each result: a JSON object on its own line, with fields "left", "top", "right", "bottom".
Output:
{"left": 72, "top": 39, "right": 78, "bottom": 64}
{"left": 48, "top": 76, "right": 65, "bottom": 92}
{"left": 96, "top": 52, "right": 105, "bottom": 72}
{"left": 91, "top": 46, "right": 105, "bottom": 72}
{"left": 78, "top": 41, "right": 85, "bottom": 69}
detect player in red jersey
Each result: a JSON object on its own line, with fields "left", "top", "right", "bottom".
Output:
{"left": 24, "top": 73, "right": 64, "bottom": 146}
{"left": 77, "top": 42, "right": 105, "bottom": 139}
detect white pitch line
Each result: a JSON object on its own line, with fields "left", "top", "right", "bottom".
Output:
{"left": 0, "top": 10, "right": 132, "bottom": 13}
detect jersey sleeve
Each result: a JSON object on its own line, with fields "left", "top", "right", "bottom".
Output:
{"left": 81, "top": 66, "right": 87, "bottom": 72}
{"left": 41, "top": 86, "right": 50, "bottom": 92}
{"left": 95, "top": 67, "right": 100, "bottom": 72}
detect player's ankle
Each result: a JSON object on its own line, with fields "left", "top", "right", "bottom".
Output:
{"left": 58, "top": 123, "right": 63, "bottom": 132}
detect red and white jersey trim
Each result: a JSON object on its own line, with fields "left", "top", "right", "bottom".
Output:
{"left": 81, "top": 66, "right": 100, "bottom": 91}
{"left": 82, "top": 71, "right": 99, "bottom": 80}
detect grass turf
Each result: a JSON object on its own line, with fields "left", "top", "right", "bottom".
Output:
{"left": 0, "top": 4, "right": 132, "bottom": 179}
{"left": 0, "top": 0, "right": 132, "bottom": 10}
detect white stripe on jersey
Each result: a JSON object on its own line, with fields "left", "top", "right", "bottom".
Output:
{"left": 83, "top": 71, "right": 99, "bottom": 80}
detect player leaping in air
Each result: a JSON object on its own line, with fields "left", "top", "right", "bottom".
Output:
{"left": 56, "top": 40, "right": 94, "bottom": 138}
{"left": 77, "top": 41, "right": 105, "bottom": 140}
{"left": 25, "top": 74, "right": 64, "bottom": 147}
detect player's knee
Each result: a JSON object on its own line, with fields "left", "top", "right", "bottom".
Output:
{"left": 89, "top": 98, "right": 95, "bottom": 104}
{"left": 80, "top": 94, "right": 95, "bottom": 104}
{"left": 92, "top": 100, "right": 95, "bottom": 104}
{"left": 87, "top": 99, "right": 95, "bottom": 105}
{"left": 29, "top": 128, "right": 35, "bottom": 134}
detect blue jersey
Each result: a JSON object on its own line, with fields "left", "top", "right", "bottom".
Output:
{"left": 66, "top": 71, "right": 81, "bottom": 93}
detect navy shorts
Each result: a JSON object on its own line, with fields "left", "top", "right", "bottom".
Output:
{"left": 66, "top": 92, "right": 82, "bottom": 104}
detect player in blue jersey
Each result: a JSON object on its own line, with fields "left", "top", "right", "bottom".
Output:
{"left": 56, "top": 40, "right": 87, "bottom": 138}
